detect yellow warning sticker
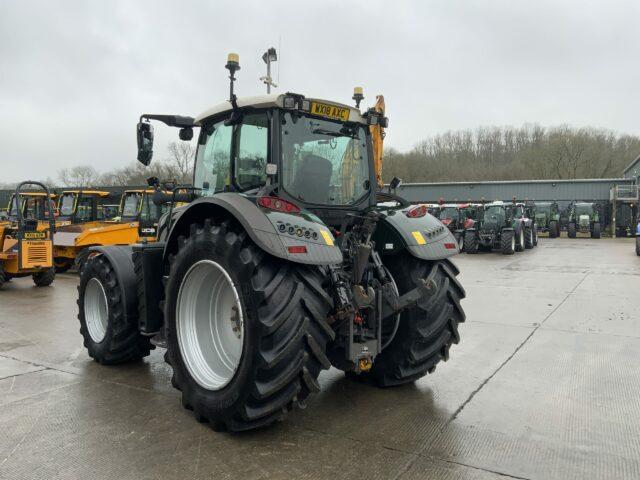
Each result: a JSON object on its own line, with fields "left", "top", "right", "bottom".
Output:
{"left": 411, "top": 231, "right": 426, "bottom": 245}
{"left": 320, "top": 229, "right": 334, "bottom": 246}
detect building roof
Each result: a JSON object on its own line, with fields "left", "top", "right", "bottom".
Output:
{"left": 623, "top": 154, "right": 640, "bottom": 176}
{"left": 194, "top": 93, "right": 366, "bottom": 125}
{"left": 395, "top": 178, "right": 633, "bottom": 187}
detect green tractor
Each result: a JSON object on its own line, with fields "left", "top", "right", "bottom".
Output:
{"left": 567, "top": 202, "right": 601, "bottom": 239}
{"left": 74, "top": 54, "right": 466, "bottom": 432}
{"left": 614, "top": 203, "right": 634, "bottom": 238}
{"left": 464, "top": 201, "right": 525, "bottom": 255}
{"left": 533, "top": 201, "right": 561, "bottom": 238}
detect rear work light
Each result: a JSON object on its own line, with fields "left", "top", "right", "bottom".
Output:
{"left": 405, "top": 205, "right": 427, "bottom": 218}
{"left": 258, "top": 196, "right": 301, "bottom": 214}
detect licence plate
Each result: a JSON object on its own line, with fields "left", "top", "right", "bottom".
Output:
{"left": 310, "top": 102, "right": 350, "bottom": 122}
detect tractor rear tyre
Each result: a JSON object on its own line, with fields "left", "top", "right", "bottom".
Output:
{"left": 32, "top": 268, "right": 55, "bottom": 287}
{"left": 592, "top": 222, "right": 601, "bottom": 239}
{"left": 501, "top": 230, "right": 516, "bottom": 255}
{"left": 54, "top": 257, "right": 73, "bottom": 273}
{"left": 568, "top": 223, "right": 577, "bottom": 238}
{"left": 77, "top": 255, "right": 153, "bottom": 364}
{"left": 464, "top": 230, "right": 479, "bottom": 254}
{"left": 524, "top": 226, "right": 534, "bottom": 249}
{"left": 549, "top": 221, "right": 558, "bottom": 238}
{"left": 366, "top": 253, "right": 465, "bottom": 387}
{"left": 533, "top": 226, "right": 538, "bottom": 246}
{"left": 164, "top": 219, "right": 333, "bottom": 432}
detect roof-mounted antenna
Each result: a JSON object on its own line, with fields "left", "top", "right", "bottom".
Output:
{"left": 225, "top": 53, "right": 240, "bottom": 109}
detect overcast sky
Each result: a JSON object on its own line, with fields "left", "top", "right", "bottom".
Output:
{"left": 1, "top": 0, "right": 639, "bottom": 182}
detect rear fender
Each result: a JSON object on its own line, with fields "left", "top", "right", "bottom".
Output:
{"left": 372, "top": 210, "right": 458, "bottom": 260}
{"left": 163, "top": 193, "right": 342, "bottom": 265}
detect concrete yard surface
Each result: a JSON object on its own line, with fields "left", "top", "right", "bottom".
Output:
{"left": 0, "top": 237, "right": 639, "bottom": 480}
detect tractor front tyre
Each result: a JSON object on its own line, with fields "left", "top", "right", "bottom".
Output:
{"left": 549, "top": 221, "right": 558, "bottom": 238}
{"left": 592, "top": 222, "right": 601, "bottom": 239}
{"left": 453, "top": 231, "right": 464, "bottom": 251}
{"left": 164, "top": 219, "right": 333, "bottom": 432}
{"left": 568, "top": 223, "right": 577, "bottom": 238}
{"left": 524, "top": 226, "right": 534, "bottom": 249}
{"left": 77, "top": 255, "right": 153, "bottom": 364}
{"left": 533, "top": 225, "right": 538, "bottom": 246}
{"left": 636, "top": 237, "right": 640, "bottom": 256}
{"left": 515, "top": 227, "right": 525, "bottom": 252}
{"left": 54, "top": 257, "right": 73, "bottom": 273}
{"left": 32, "top": 268, "right": 55, "bottom": 287}
{"left": 464, "top": 231, "right": 479, "bottom": 254}
{"left": 367, "top": 254, "right": 465, "bottom": 387}
{"left": 501, "top": 230, "right": 516, "bottom": 255}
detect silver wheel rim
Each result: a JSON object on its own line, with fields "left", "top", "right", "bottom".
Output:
{"left": 511, "top": 235, "right": 515, "bottom": 251}
{"left": 176, "top": 259, "right": 244, "bottom": 391}
{"left": 459, "top": 235, "right": 464, "bottom": 249}
{"left": 84, "top": 278, "right": 109, "bottom": 343}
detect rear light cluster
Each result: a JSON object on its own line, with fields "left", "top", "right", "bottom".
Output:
{"left": 258, "top": 196, "right": 300, "bottom": 214}
{"left": 405, "top": 205, "right": 427, "bottom": 218}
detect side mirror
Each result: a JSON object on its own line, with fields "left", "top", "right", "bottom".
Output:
{"left": 137, "top": 121, "right": 154, "bottom": 165}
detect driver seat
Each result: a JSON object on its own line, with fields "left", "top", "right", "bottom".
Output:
{"left": 292, "top": 154, "right": 333, "bottom": 204}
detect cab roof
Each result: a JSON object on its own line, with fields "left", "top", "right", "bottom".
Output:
{"left": 12, "top": 192, "right": 56, "bottom": 198}
{"left": 194, "top": 93, "right": 367, "bottom": 125}
{"left": 62, "top": 190, "right": 110, "bottom": 197}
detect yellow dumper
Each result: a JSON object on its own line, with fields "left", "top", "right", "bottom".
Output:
{"left": 0, "top": 181, "right": 56, "bottom": 288}
{"left": 53, "top": 188, "right": 172, "bottom": 272}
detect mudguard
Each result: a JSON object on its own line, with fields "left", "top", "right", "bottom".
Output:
{"left": 86, "top": 245, "right": 138, "bottom": 325}
{"left": 373, "top": 209, "right": 459, "bottom": 260}
{"left": 162, "top": 193, "right": 342, "bottom": 266}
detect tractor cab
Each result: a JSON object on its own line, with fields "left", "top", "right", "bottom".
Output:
{"left": 0, "top": 182, "right": 56, "bottom": 288}
{"left": 568, "top": 202, "right": 600, "bottom": 238}
{"left": 57, "top": 190, "right": 110, "bottom": 226}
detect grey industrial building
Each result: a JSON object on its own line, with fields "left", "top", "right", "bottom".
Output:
{"left": 2, "top": 156, "right": 640, "bottom": 229}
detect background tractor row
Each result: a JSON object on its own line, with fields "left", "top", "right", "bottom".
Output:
{"left": 464, "top": 200, "right": 537, "bottom": 255}
{"left": 75, "top": 54, "right": 466, "bottom": 432}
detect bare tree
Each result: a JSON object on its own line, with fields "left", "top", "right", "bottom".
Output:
{"left": 58, "top": 165, "right": 100, "bottom": 187}
{"left": 165, "top": 142, "right": 195, "bottom": 183}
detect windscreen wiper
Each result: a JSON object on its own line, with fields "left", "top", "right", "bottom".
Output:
{"left": 312, "top": 128, "right": 357, "bottom": 138}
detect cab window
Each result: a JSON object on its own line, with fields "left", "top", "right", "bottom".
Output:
{"left": 234, "top": 113, "right": 268, "bottom": 191}
{"left": 194, "top": 121, "right": 233, "bottom": 196}
{"left": 76, "top": 195, "right": 94, "bottom": 222}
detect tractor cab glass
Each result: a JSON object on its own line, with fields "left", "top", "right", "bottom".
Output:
{"left": 536, "top": 203, "right": 552, "bottom": 215}
{"left": 574, "top": 204, "right": 593, "bottom": 216}
{"left": 139, "top": 193, "right": 169, "bottom": 222}
{"left": 59, "top": 193, "right": 75, "bottom": 218}
{"left": 121, "top": 193, "right": 142, "bottom": 220}
{"left": 483, "top": 205, "right": 505, "bottom": 225}
{"left": 281, "top": 112, "right": 369, "bottom": 206}
{"left": 439, "top": 207, "right": 457, "bottom": 220}
{"left": 194, "top": 112, "right": 269, "bottom": 197}
{"left": 512, "top": 205, "right": 524, "bottom": 218}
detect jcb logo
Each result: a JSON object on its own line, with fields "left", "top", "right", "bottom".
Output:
{"left": 141, "top": 228, "right": 156, "bottom": 234}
